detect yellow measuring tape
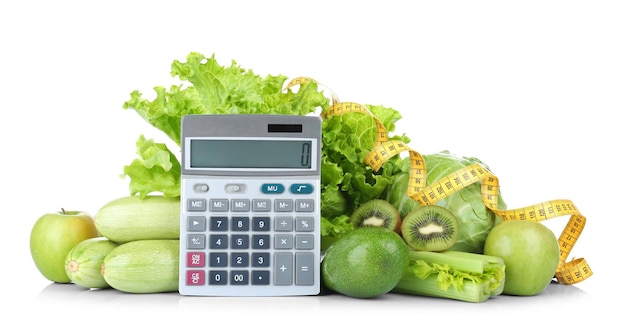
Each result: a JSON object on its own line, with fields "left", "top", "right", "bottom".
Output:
{"left": 285, "top": 77, "right": 592, "bottom": 285}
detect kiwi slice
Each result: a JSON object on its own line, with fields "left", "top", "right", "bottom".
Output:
{"left": 401, "top": 205, "right": 459, "bottom": 251}
{"left": 350, "top": 199, "right": 401, "bottom": 232}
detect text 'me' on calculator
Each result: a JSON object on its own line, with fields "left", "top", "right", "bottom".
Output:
{"left": 179, "top": 114, "right": 322, "bottom": 296}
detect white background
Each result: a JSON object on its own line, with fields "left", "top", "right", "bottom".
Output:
{"left": 1, "top": 0, "right": 623, "bottom": 326}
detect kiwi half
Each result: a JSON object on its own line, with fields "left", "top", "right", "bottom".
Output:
{"left": 350, "top": 199, "right": 401, "bottom": 233}
{"left": 401, "top": 205, "right": 459, "bottom": 251}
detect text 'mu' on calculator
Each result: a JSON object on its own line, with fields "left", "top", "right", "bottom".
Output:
{"left": 179, "top": 114, "right": 322, "bottom": 296}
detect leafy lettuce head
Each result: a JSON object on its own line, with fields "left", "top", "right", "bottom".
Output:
{"left": 121, "top": 52, "right": 329, "bottom": 198}
{"left": 318, "top": 105, "right": 410, "bottom": 248}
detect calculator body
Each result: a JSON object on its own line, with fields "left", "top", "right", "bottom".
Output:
{"left": 179, "top": 114, "right": 322, "bottom": 296}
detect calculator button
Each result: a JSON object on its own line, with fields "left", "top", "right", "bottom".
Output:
{"left": 275, "top": 234, "right": 293, "bottom": 249}
{"left": 208, "top": 270, "right": 228, "bottom": 285}
{"left": 230, "top": 252, "right": 249, "bottom": 267}
{"left": 209, "top": 199, "right": 229, "bottom": 212}
{"left": 231, "top": 199, "right": 250, "bottom": 212}
{"left": 295, "top": 216, "right": 314, "bottom": 232}
{"left": 186, "top": 270, "right": 205, "bottom": 285}
{"left": 193, "top": 183, "right": 209, "bottom": 193}
{"left": 187, "top": 199, "right": 206, "bottom": 211}
{"left": 295, "top": 199, "right": 315, "bottom": 212}
{"left": 186, "top": 252, "right": 205, "bottom": 267}
{"left": 274, "top": 199, "right": 293, "bottom": 212}
{"left": 187, "top": 234, "right": 206, "bottom": 249}
{"left": 274, "top": 252, "right": 293, "bottom": 285}
{"left": 252, "top": 199, "right": 271, "bottom": 212}
{"left": 187, "top": 216, "right": 206, "bottom": 231}
{"left": 230, "top": 270, "right": 249, "bottom": 285}
{"left": 209, "top": 252, "right": 228, "bottom": 267}
{"left": 225, "top": 183, "right": 247, "bottom": 193}
{"left": 252, "top": 270, "right": 270, "bottom": 285}
{"left": 252, "top": 252, "right": 270, "bottom": 267}
{"left": 209, "top": 234, "right": 228, "bottom": 249}
{"left": 231, "top": 216, "right": 250, "bottom": 231}
{"left": 231, "top": 234, "right": 249, "bottom": 249}
{"left": 295, "top": 252, "right": 315, "bottom": 285}
{"left": 274, "top": 216, "right": 293, "bottom": 231}
{"left": 210, "top": 216, "right": 229, "bottom": 231}
{"left": 290, "top": 184, "right": 313, "bottom": 194}
{"left": 252, "top": 216, "right": 271, "bottom": 231}
{"left": 261, "top": 183, "right": 284, "bottom": 194}
{"left": 253, "top": 234, "right": 270, "bottom": 249}
{"left": 295, "top": 234, "right": 314, "bottom": 250}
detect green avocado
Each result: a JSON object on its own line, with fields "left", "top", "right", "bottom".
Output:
{"left": 321, "top": 227, "right": 409, "bottom": 298}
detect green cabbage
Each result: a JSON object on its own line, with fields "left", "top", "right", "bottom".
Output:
{"left": 385, "top": 151, "right": 507, "bottom": 254}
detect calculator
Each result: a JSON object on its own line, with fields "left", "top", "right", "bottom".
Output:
{"left": 178, "top": 114, "right": 322, "bottom": 296}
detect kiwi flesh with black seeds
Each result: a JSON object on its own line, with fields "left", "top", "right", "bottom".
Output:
{"left": 401, "top": 205, "right": 459, "bottom": 251}
{"left": 350, "top": 199, "right": 402, "bottom": 233}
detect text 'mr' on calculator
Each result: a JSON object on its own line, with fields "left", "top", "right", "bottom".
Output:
{"left": 179, "top": 114, "right": 322, "bottom": 296}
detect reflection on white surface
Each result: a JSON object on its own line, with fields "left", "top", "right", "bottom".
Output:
{"left": 35, "top": 280, "right": 595, "bottom": 316}
{"left": 37, "top": 280, "right": 591, "bottom": 304}
{"left": 37, "top": 283, "right": 182, "bottom": 307}
{"left": 22, "top": 276, "right": 610, "bottom": 327}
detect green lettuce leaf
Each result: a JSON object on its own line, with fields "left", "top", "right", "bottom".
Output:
{"left": 121, "top": 52, "right": 328, "bottom": 198}
{"left": 121, "top": 135, "right": 181, "bottom": 199}
{"left": 319, "top": 104, "right": 409, "bottom": 241}
{"left": 123, "top": 52, "right": 328, "bottom": 146}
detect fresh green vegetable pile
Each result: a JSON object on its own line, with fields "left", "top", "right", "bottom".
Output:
{"left": 28, "top": 51, "right": 590, "bottom": 302}
{"left": 122, "top": 52, "right": 416, "bottom": 249}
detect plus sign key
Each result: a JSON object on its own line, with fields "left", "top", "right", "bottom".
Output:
{"left": 274, "top": 252, "right": 293, "bottom": 285}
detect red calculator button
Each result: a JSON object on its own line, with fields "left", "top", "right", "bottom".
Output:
{"left": 186, "top": 270, "right": 205, "bottom": 285}
{"left": 187, "top": 252, "right": 205, "bottom": 267}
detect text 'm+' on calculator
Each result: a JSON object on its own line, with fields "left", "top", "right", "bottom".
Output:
{"left": 179, "top": 114, "right": 322, "bottom": 296}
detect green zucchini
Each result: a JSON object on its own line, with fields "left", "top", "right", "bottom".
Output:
{"left": 65, "top": 237, "right": 120, "bottom": 289}
{"left": 102, "top": 239, "right": 179, "bottom": 293}
{"left": 94, "top": 195, "right": 180, "bottom": 243}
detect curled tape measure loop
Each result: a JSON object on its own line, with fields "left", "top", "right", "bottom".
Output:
{"left": 284, "top": 77, "right": 341, "bottom": 105}
{"left": 283, "top": 77, "right": 592, "bottom": 285}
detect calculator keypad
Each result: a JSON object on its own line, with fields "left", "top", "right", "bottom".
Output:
{"left": 179, "top": 179, "right": 320, "bottom": 296}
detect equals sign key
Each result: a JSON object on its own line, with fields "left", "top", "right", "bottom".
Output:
{"left": 295, "top": 252, "right": 315, "bottom": 285}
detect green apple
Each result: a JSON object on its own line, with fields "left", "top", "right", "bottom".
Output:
{"left": 30, "top": 209, "right": 99, "bottom": 283}
{"left": 483, "top": 220, "right": 560, "bottom": 296}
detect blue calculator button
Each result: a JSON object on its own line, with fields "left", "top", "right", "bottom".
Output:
{"left": 290, "top": 184, "right": 313, "bottom": 194}
{"left": 261, "top": 183, "right": 284, "bottom": 194}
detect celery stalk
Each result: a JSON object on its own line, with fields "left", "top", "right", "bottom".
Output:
{"left": 394, "top": 274, "right": 491, "bottom": 303}
{"left": 391, "top": 250, "right": 506, "bottom": 303}
{"left": 438, "top": 250, "right": 506, "bottom": 296}
{"left": 405, "top": 250, "right": 488, "bottom": 273}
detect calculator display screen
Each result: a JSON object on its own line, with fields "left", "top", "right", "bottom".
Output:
{"left": 189, "top": 139, "right": 313, "bottom": 169}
